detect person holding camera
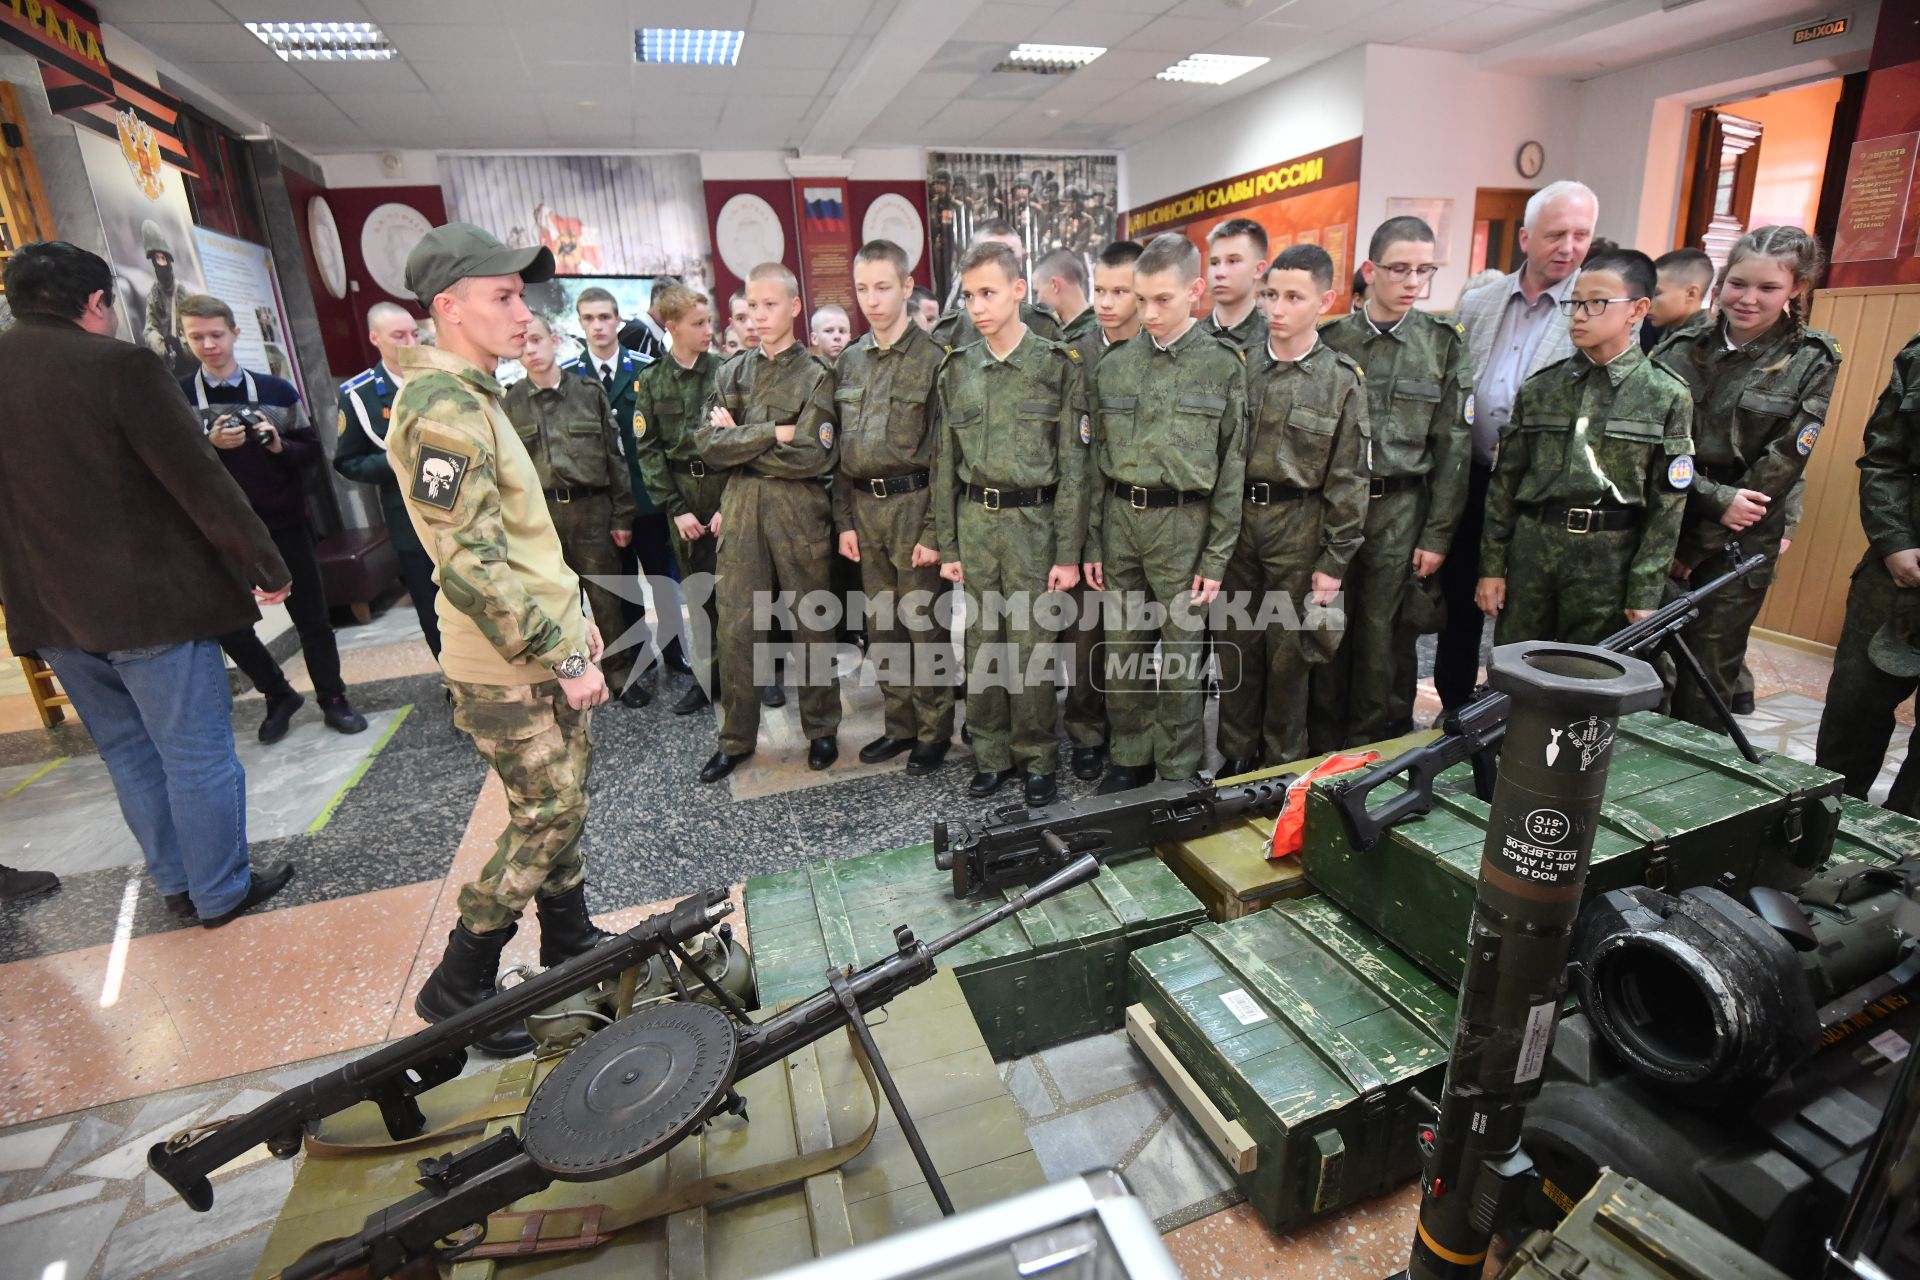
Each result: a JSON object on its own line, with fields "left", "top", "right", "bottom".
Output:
{"left": 178, "top": 294, "right": 367, "bottom": 742}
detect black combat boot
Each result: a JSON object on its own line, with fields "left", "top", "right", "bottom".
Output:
{"left": 414, "top": 921, "right": 535, "bottom": 1057}
{"left": 535, "top": 882, "right": 614, "bottom": 967}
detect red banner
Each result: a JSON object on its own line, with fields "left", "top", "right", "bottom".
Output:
{"left": 0, "top": 0, "right": 109, "bottom": 101}
{"left": 791, "top": 177, "right": 854, "bottom": 327}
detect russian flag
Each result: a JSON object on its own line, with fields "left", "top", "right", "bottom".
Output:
{"left": 803, "top": 187, "right": 847, "bottom": 234}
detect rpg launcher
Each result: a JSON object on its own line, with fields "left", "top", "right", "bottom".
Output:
{"left": 934, "top": 775, "right": 1295, "bottom": 898}
{"left": 270, "top": 854, "right": 1103, "bottom": 1280}
{"left": 1327, "top": 544, "right": 1768, "bottom": 852}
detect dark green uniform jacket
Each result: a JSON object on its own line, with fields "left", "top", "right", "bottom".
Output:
{"left": 333, "top": 362, "right": 421, "bottom": 555}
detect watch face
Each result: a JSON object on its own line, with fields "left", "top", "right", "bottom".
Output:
{"left": 1517, "top": 141, "right": 1545, "bottom": 180}
{"left": 557, "top": 651, "right": 587, "bottom": 679}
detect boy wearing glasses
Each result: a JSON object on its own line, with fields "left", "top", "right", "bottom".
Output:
{"left": 1476, "top": 247, "right": 1693, "bottom": 645}
{"left": 1311, "top": 216, "right": 1470, "bottom": 751}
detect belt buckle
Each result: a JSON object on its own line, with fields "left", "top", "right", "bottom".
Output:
{"left": 1368, "top": 477, "right": 1387, "bottom": 500}
{"left": 1129, "top": 485, "right": 1149, "bottom": 510}
{"left": 688, "top": 460, "right": 706, "bottom": 478}
{"left": 870, "top": 477, "right": 889, "bottom": 498}
{"left": 555, "top": 488, "right": 573, "bottom": 504}
{"left": 1566, "top": 507, "right": 1593, "bottom": 534}
{"left": 982, "top": 486, "right": 1001, "bottom": 511}
{"left": 1249, "top": 481, "right": 1270, "bottom": 505}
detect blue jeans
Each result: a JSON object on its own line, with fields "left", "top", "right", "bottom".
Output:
{"left": 41, "top": 640, "right": 253, "bottom": 916}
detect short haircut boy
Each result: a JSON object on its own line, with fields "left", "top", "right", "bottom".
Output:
{"left": 653, "top": 284, "right": 706, "bottom": 324}
{"left": 957, "top": 240, "right": 1021, "bottom": 281}
{"left": 747, "top": 261, "right": 800, "bottom": 296}
{"left": 811, "top": 302, "right": 849, "bottom": 327}
{"left": 1033, "top": 247, "right": 1087, "bottom": 292}
{"left": 178, "top": 294, "right": 237, "bottom": 328}
{"left": 1580, "top": 247, "right": 1657, "bottom": 302}
{"left": 1269, "top": 244, "right": 1334, "bottom": 293}
{"left": 366, "top": 300, "right": 411, "bottom": 329}
{"left": 575, "top": 286, "right": 618, "bottom": 312}
{"left": 1099, "top": 240, "right": 1144, "bottom": 268}
{"left": 975, "top": 217, "right": 1019, "bottom": 243}
{"left": 1653, "top": 248, "right": 1714, "bottom": 289}
{"left": 1368, "top": 216, "right": 1435, "bottom": 263}
{"left": 856, "top": 239, "right": 911, "bottom": 276}
{"left": 1135, "top": 232, "right": 1200, "bottom": 282}
{"left": 1207, "top": 217, "right": 1269, "bottom": 259}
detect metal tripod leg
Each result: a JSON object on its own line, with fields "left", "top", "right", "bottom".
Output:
{"left": 1665, "top": 634, "right": 1763, "bottom": 763}
{"left": 825, "top": 968, "right": 956, "bottom": 1216}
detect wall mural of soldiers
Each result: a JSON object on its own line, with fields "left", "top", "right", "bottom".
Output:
{"left": 926, "top": 152, "right": 1120, "bottom": 305}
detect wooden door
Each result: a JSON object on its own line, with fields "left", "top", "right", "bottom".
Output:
{"left": 1679, "top": 109, "right": 1762, "bottom": 267}
{"left": 1470, "top": 187, "right": 1532, "bottom": 275}
{"left": 0, "top": 82, "right": 56, "bottom": 297}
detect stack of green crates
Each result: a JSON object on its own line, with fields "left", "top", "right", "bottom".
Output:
{"left": 746, "top": 844, "right": 1207, "bottom": 1060}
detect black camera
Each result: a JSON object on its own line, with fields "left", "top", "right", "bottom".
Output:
{"left": 203, "top": 407, "right": 274, "bottom": 446}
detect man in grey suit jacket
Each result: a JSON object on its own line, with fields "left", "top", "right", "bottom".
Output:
{"left": 1436, "top": 180, "right": 1597, "bottom": 711}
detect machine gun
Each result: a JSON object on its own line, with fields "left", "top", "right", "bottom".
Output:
{"left": 933, "top": 775, "right": 1295, "bottom": 898}
{"left": 1328, "top": 545, "right": 1768, "bottom": 852}
{"left": 266, "top": 854, "right": 1103, "bottom": 1280}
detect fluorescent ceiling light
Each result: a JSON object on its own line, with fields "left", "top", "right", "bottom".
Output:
{"left": 1157, "top": 53, "right": 1269, "bottom": 85}
{"left": 245, "top": 21, "right": 393, "bottom": 62}
{"left": 637, "top": 28, "right": 745, "bottom": 66}
{"left": 998, "top": 43, "right": 1106, "bottom": 73}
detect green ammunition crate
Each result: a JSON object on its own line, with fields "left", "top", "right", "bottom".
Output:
{"left": 1501, "top": 1169, "right": 1791, "bottom": 1280}
{"left": 747, "top": 844, "right": 1207, "bottom": 1060}
{"left": 1129, "top": 896, "right": 1455, "bottom": 1233}
{"left": 1302, "top": 711, "right": 1844, "bottom": 986}
{"left": 1829, "top": 793, "right": 1920, "bottom": 867}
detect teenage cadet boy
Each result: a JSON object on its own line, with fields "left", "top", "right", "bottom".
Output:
{"left": 911, "top": 288, "right": 941, "bottom": 334}
{"left": 1033, "top": 247, "right": 1094, "bottom": 341}
{"left": 931, "top": 220, "right": 1063, "bottom": 351}
{"left": 1312, "top": 216, "right": 1470, "bottom": 752}
{"left": 694, "top": 262, "right": 842, "bottom": 783}
{"left": 392, "top": 224, "right": 611, "bottom": 1057}
{"left": 836, "top": 239, "right": 954, "bottom": 775}
{"left": 728, "top": 291, "right": 758, "bottom": 349}
{"left": 811, "top": 304, "right": 852, "bottom": 361}
{"left": 633, "top": 284, "right": 726, "bottom": 716}
{"left": 1477, "top": 248, "right": 1694, "bottom": 647}
{"left": 505, "top": 314, "right": 642, "bottom": 702}
{"left": 1203, "top": 218, "right": 1270, "bottom": 353}
{"left": 1645, "top": 249, "right": 1716, "bottom": 352}
{"left": 1217, "top": 246, "right": 1370, "bottom": 773}
{"left": 1084, "top": 233, "right": 1247, "bottom": 792}
{"left": 1062, "top": 240, "right": 1143, "bottom": 781}
{"left": 935, "top": 240, "right": 1089, "bottom": 805}
{"left": 335, "top": 301, "right": 440, "bottom": 658}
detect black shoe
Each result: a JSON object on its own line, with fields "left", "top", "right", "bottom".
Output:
{"left": 807, "top": 736, "right": 839, "bottom": 771}
{"left": 1024, "top": 771, "right": 1058, "bottom": 807}
{"left": 859, "top": 735, "right": 913, "bottom": 764}
{"left": 162, "top": 891, "right": 197, "bottom": 921}
{"left": 1097, "top": 765, "right": 1154, "bottom": 796}
{"left": 1732, "top": 691, "right": 1756, "bottom": 715}
{"left": 1070, "top": 745, "right": 1105, "bottom": 781}
{"left": 698, "top": 749, "right": 753, "bottom": 784}
{"left": 321, "top": 695, "right": 368, "bottom": 734}
{"left": 535, "top": 882, "right": 614, "bottom": 967}
{"left": 672, "top": 683, "right": 711, "bottom": 715}
{"left": 664, "top": 646, "right": 693, "bottom": 675}
{"left": 258, "top": 690, "right": 304, "bottom": 743}
{"left": 969, "top": 768, "right": 1015, "bottom": 797}
{"left": 0, "top": 865, "right": 59, "bottom": 902}
{"left": 413, "top": 920, "right": 535, "bottom": 1057}
{"left": 904, "top": 740, "right": 950, "bottom": 776}
{"left": 761, "top": 685, "right": 786, "bottom": 708}
{"left": 1218, "top": 756, "right": 1256, "bottom": 779}
{"left": 200, "top": 860, "right": 295, "bottom": 928}
{"left": 619, "top": 681, "right": 653, "bottom": 709}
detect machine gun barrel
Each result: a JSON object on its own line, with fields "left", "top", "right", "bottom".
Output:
{"left": 149, "top": 888, "right": 733, "bottom": 1213}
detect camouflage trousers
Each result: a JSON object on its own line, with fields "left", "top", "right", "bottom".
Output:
{"left": 845, "top": 486, "right": 955, "bottom": 745}
{"left": 1217, "top": 495, "right": 1325, "bottom": 766}
{"left": 548, "top": 494, "right": 633, "bottom": 687}
{"left": 1816, "top": 553, "right": 1920, "bottom": 813}
{"left": 668, "top": 471, "right": 729, "bottom": 697}
{"left": 957, "top": 502, "right": 1063, "bottom": 775}
{"left": 1492, "top": 513, "right": 1641, "bottom": 647}
{"left": 1309, "top": 487, "right": 1425, "bottom": 753}
{"left": 1102, "top": 497, "right": 1211, "bottom": 780}
{"left": 1064, "top": 579, "right": 1107, "bottom": 749}
{"left": 1669, "top": 541, "right": 1776, "bottom": 732}
{"left": 448, "top": 678, "right": 592, "bottom": 934}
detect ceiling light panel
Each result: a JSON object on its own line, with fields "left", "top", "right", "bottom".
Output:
{"left": 995, "top": 43, "right": 1106, "bottom": 74}
{"left": 636, "top": 28, "right": 746, "bottom": 66}
{"left": 245, "top": 21, "right": 394, "bottom": 62}
{"left": 1157, "top": 53, "right": 1269, "bottom": 85}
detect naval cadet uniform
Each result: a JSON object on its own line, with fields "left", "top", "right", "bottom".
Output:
{"left": 334, "top": 362, "right": 441, "bottom": 656}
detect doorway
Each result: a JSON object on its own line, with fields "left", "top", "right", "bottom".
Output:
{"left": 1675, "top": 76, "right": 1847, "bottom": 270}
{"left": 1469, "top": 187, "right": 1533, "bottom": 275}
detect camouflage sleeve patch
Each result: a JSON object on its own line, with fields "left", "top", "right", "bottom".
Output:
{"left": 411, "top": 432, "right": 475, "bottom": 512}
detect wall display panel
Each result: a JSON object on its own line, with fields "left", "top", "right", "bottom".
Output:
{"left": 925, "top": 152, "right": 1118, "bottom": 305}
{"left": 75, "top": 125, "right": 203, "bottom": 376}
{"left": 194, "top": 226, "right": 299, "bottom": 392}
{"left": 703, "top": 178, "right": 802, "bottom": 345}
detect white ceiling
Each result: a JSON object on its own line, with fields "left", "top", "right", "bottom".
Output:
{"left": 93, "top": 0, "right": 1843, "bottom": 156}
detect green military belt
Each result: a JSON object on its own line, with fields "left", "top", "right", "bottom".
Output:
{"left": 851, "top": 469, "right": 931, "bottom": 498}
{"left": 963, "top": 481, "right": 1058, "bottom": 510}
{"left": 1106, "top": 480, "right": 1207, "bottom": 509}
{"left": 1521, "top": 502, "right": 1642, "bottom": 533}
{"left": 1367, "top": 474, "right": 1422, "bottom": 499}
{"left": 1245, "top": 481, "right": 1312, "bottom": 505}
{"left": 669, "top": 458, "right": 713, "bottom": 478}
{"left": 546, "top": 484, "right": 610, "bottom": 504}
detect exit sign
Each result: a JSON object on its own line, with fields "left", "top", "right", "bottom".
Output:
{"left": 1793, "top": 16, "right": 1849, "bottom": 44}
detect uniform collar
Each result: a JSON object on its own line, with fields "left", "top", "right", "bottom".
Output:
{"left": 1576, "top": 342, "right": 1645, "bottom": 386}
{"left": 1265, "top": 335, "right": 1320, "bottom": 367}
{"left": 1149, "top": 318, "right": 1203, "bottom": 355}
{"left": 870, "top": 320, "right": 931, "bottom": 356}
{"left": 756, "top": 339, "right": 805, "bottom": 364}
{"left": 1505, "top": 268, "right": 1578, "bottom": 307}
{"left": 1721, "top": 314, "right": 1792, "bottom": 357}
{"left": 1360, "top": 304, "right": 1411, "bottom": 341}
{"left": 395, "top": 343, "right": 503, "bottom": 396}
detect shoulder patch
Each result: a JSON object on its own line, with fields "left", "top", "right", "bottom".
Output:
{"left": 1464, "top": 393, "right": 1475, "bottom": 426}
{"left": 1666, "top": 454, "right": 1694, "bottom": 490}
{"left": 411, "top": 440, "right": 472, "bottom": 511}
{"left": 341, "top": 369, "right": 375, "bottom": 391}
{"left": 1804, "top": 329, "right": 1843, "bottom": 361}
{"left": 1796, "top": 422, "right": 1821, "bottom": 456}
{"left": 1065, "top": 346, "right": 1082, "bottom": 362}
{"left": 633, "top": 409, "right": 647, "bottom": 440}
{"left": 1455, "top": 322, "right": 1466, "bottom": 335}
{"left": 1078, "top": 413, "right": 1092, "bottom": 446}
{"left": 819, "top": 421, "right": 835, "bottom": 450}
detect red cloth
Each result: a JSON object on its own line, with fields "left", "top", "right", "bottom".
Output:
{"left": 1268, "top": 752, "right": 1380, "bottom": 860}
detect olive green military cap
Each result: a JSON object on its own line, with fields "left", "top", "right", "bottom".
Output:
{"left": 405, "top": 222, "right": 555, "bottom": 308}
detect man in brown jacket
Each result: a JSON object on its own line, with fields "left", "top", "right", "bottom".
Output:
{"left": 0, "top": 242, "right": 295, "bottom": 925}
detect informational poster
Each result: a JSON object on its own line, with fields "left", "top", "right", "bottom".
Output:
{"left": 193, "top": 226, "right": 300, "bottom": 394}
{"left": 75, "top": 126, "right": 203, "bottom": 376}
{"left": 1831, "top": 133, "right": 1917, "bottom": 264}
{"left": 793, "top": 179, "right": 853, "bottom": 320}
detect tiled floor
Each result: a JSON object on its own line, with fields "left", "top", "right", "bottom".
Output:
{"left": 0, "top": 593, "right": 1904, "bottom": 1279}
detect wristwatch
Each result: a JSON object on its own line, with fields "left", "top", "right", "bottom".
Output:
{"left": 555, "top": 650, "right": 588, "bottom": 680}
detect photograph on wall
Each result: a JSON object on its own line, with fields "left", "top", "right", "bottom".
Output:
{"left": 75, "top": 126, "right": 204, "bottom": 376}
{"left": 926, "top": 152, "right": 1118, "bottom": 304}
{"left": 1385, "top": 196, "right": 1455, "bottom": 266}
{"left": 442, "top": 153, "right": 713, "bottom": 293}
{"left": 193, "top": 226, "right": 299, "bottom": 394}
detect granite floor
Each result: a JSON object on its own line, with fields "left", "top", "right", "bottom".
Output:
{"left": 0, "top": 593, "right": 1902, "bottom": 1279}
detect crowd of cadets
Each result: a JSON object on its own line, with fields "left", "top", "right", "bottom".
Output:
{"left": 342, "top": 207, "right": 1920, "bottom": 813}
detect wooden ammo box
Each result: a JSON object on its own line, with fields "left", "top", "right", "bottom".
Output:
{"left": 1301, "top": 711, "right": 1845, "bottom": 986}
{"left": 1829, "top": 793, "right": 1920, "bottom": 867}
{"left": 1127, "top": 896, "right": 1454, "bottom": 1233}
{"left": 747, "top": 844, "right": 1206, "bottom": 1060}
{"left": 253, "top": 972, "right": 1046, "bottom": 1279}
{"left": 1502, "top": 1170, "right": 1790, "bottom": 1280}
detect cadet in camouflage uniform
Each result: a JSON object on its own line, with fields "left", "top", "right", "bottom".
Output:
{"left": 1086, "top": 233, "right": 1247, "bottom": 790}
{"left": 936, "top": 240, "right": 1090, "bottom": 805}
{"left": 1816, "top": 332, "right": 1920, "bottom": 811}
{"left": 632, "top": 284, "right": 727, "bottom": 715}
{"left": 1654, "top": 226, "right": 1841, "bottom": 731}
{"left": 505, "top": 314, "right": 641, "bottom": 699}
{"left": 390, "top": 224, "right": 612, "bottom": 1058}
{"left": 1033, "top": 247, "right": 1095, "bottom": 343}
{"left": 694, "top": 262, "right": 842, "bottom": 783}
{"left": 140, "top": 220, "right": 195, "bottom": 377}
{"left": 836, "top": 240, "right": 955, "bottom": 774}
{"left": 1479, "top": 248, "right": 1694, "bottom": 647}
{"left": 931, "top": 219, "right": 1062, "bottom": 351}
{"left": 1217, "top": 246, "right": 1370, "bottom": 772}
{"left": 1646, "top": 249, "right": 1715, "bottom": 353}
{"left": 1311, "top": 216, "right": 1471, "bottom": 752}
{"left": 1203, "top": 218, "right": 1271, "bottom": 354}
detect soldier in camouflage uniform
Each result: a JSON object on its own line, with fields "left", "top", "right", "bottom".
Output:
{"left": 694, "top": 262, "right": 842, "bottom": 783}
{"left": 1203, "top": 218, "right": 1271, "bottom": 354}
{"left": 1217, "top": 246, "right": 1370, "bottom": 773}
{"left": 1816, "top": 332, "right": 1920, "bottom": 811}
{"left": 140, "top": 220, "right": 195, "bottom": 377}
{"left": 1479, "top": 248, "right": 1694, "bottom": 647}
{"left": 1654, "top": 226, "right": 1841, "bottom": 731}
{"left": 931, "top": 219, "right": 1063, "bottom": 351}
{"left": 505, "top": 314, "right": 641, "bottom": 699}
{"left": 1033, "top": 247, "right": 1095, "bottom": 343}
{"left": 1085, "top": 233, "right": 1247, "bottom": 791}
{"left": 936, "top": 240, "right": 1090, "bottom": 805}
{"left": 632, "top": 284, "right": 727, "bottom": 716}
{"left": 836, "top": 240, "right": 955, "bottom": 774}
{"left": 390, "top": 224, "right": 612, "bottom": 1058}
{"left": 1311, "top": 216, "right": 1471, "bottom": 752}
